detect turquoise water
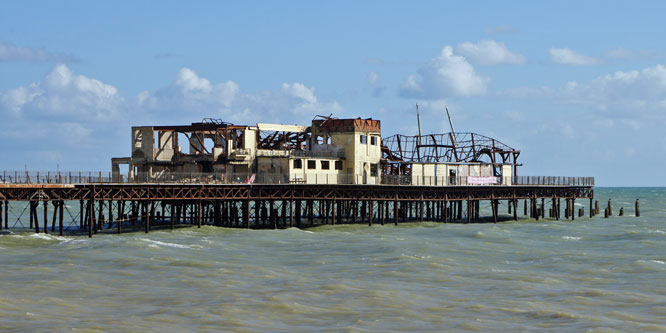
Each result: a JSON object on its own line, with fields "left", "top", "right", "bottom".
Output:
{"left": 1, "top": 188, "right": 665, "bottom": 331}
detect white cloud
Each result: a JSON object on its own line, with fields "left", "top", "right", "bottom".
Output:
{"left": 138, "top": 67, "right": 342, "bottom": 124}
{"left": 367, "top": 71, "right": 384, "bottom": 97}
{"left": 0, "top": 65, "right": 344, "bottom": 169}
{"left": 560, "top": 64, "right": 666, "bottom": 112}
{"left": 501, "top": 64, "right": 666, "bottom": 118}
{"left": 549, "top": 48, "right": 598, "bottom": 66}
{"left": 368, "top": 71, "right": 379, "bottom": 86}
{"left": 0, "top": 43, "right": 79, "bottom": 63}
{"left": 455, "top": 40, "right": 526, "bottom": 65}
{"left": 0, "top": 64, "right": 124, "bottom": 119}
{"left": 605, "top": 48, "right": 635, "bottom": 60}
{"left": 400, "top": 46, "right": 489, "bottom": 99}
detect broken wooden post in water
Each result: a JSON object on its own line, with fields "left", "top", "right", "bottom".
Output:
{"left": 635, "top": 199, "right": 640, "bottom": 217}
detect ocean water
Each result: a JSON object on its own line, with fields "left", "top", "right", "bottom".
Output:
{"left": 0, "top": 187, "right": 665, "bottom": 331}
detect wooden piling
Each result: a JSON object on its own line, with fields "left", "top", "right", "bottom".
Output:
{"left": 3, "top": 200, "right": 7, "bottom": 229}
{"left": 0, "top": 199, "right": 3, "bottom": 230}
{"left": 595, "top": 200, "right": 599, "bottom": 215}
{"left": 368, "top": 200, "right": 374, "bottom": 226}
{"left": 88, "top": 199, "right": 93, "bottom": 238}
{"left": 619, "top": 207, "right": 624, "bottom": 216}
{"left": 59, "top": 201, "right": 64, "bottom": 236}
{"left": 512, "top": 199, "right": 518, "bottom": 221}
{"left": 43, "top": 201, "right": 48, "bottom": 234}
{"left": 635, "top": 199, "right": 640, "bottom": 217}
{"left": 380, "top": 201, "right": 385, "bottom": 225}
{"left": 32, "top": 201, "right": 39, "bottom": 233}
{"left": 589, "top": 197, "right": 594, "bottom": 218}
{"left": 524, "top": 199, "right": 527, "bottom": 216}
{"left": 243, "top": 200, "right": 250, "bottom": 228}
{"left": 108, "top": 200, "right": 113, "bottom": 230}
{"left": 608, "top": 199, "right": 612, "bottom": 216}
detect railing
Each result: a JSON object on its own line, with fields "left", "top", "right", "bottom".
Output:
{"left": 514, "top": 176, "right": 595, "bottom": 186}
{"left": 0, "top": 171, "right": 594, "bottom": 187}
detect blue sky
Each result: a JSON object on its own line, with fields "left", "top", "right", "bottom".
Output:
{"left": 1, "top": 1, "right": 665, "bottom": 186}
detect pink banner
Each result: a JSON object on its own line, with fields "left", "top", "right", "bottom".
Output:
{"left": 467, "top": 176, "right": 499, "bottom": 185}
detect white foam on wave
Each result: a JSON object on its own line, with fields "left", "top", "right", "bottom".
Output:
{"left": 562, "top": 236, "right": 581, "bottom": 240}
{"left": 651, "top": 260, "right": 665, "bottom": 265}
{"left": 649, "top": 229, "right": 666, "bottom": 235}
{"left": 140, "top": 238, "right": 202, "bottom": 249}
{"left": 28, "top": 233, "right": 71, "bottom": 242}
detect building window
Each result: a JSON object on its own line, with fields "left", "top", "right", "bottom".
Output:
{"left": 321, "top": 160, "right": 330, "bottom": 170}
{"left": 307, "top": 160, "right": 316, "bottom": 169}
{"left": 360, "top": 135, "right": 367, "bottom": 144}
{"left": 293, "top": 159, "right": 302, "bottom": 169}
{"left": 370, "top": 163, "right": 378, "bottom": 177}
{"left": 335, "top": 160, "right": 343, "bottom": 170}
{"left": 371, "top": 136, "right": 377, "bottom": 145}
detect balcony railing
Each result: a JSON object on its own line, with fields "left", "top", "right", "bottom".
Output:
{"left": 0, "top": 171, "right": 594, "bottom": 187}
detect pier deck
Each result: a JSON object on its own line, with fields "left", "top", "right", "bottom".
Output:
{"left": 0, "top": 182, "right": 594, "bottom": 237}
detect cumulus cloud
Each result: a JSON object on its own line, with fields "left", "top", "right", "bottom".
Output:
{"left": 549, "top": 48, "right": 598, "bottom": 66}
{"left": 1, "top": 64, "right": 123, "bottom": 119}
{"left": 561, "top": 64, "right": 666, "bottom": 112}
{"left": 501, "top": 64, "right": 666, "bottom": 118}
{"left": 0, "top": 65, "right": 344, "bottom": 169}
{"left": 400, "top": 46, "right": 489, "bottom": 99}
{"left": 455, "top": 40, "right": 526, "bottom": 65}
{"left": 138, "top": 67, "right": 341, "bottom": 124}
{"left": 0, "top": 43, "right": 80, "bottom": 63}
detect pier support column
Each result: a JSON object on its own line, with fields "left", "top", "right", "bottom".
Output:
{"left": 513, "top": 199, "right": 518, "bottom": 221}
{"left": 571, "top": 198, "right": 575, "bottom": 221}
{"left": 30, "top": 201, "right": 35, "bottom": 230}
{"left": 0, "top": 199, "right": 3, "bottom": 230}
{"left": 379, "top": 201, "right": 385, "bottom": 226}
{"left": 59, "top": 201, "right": 64, "bottom": 236}
{"left": 244, "top": 200, "right": 250, "bottom": 228}
{"left": 97, "top": 200, "right": 104, "bottom": 232}
{"left": 88, "top": 199, "right": 93, "bottom": 238}
{"left": 144, "top": 201, "right": 150, "bottom": 233}
{"left": 466, "top": 200, "right": 471, "bottom": 224}
{"left": 289, "top": 199, "right": 294, "bottom": 228}
{"left": 43, "top": 201, "right": 48, "bottom": 234}
{"left": 590, "top": 197, "right": 594, "bottom": 218}
{"left": 295, "top": 200, "right": 301, "bottom": 228}
{"left": 368, "top": 200, "right": 373, "bottom": 226}
{"left": 3, "top": 200, "right": 7, "bottom": 229}
{"left": 331, "top": 200, "right": 336, "bottom": 226}
{"left": 108, "top": 200, "right": 113, "bottom": 230}
{"left": 197, "top": 200, "right": 202, "bottom": 228}
{"left": 394, "top": 200, "right": 399, "bottom": 226}
{"left": 524, "top": 200, "right": 527, "bottom": 216}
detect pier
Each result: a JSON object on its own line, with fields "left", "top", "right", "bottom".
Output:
{"left": 0, "top": 174, "right": 594, "bottom": 237}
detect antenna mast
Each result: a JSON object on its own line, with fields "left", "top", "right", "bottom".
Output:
{"left": 416, "top": 103, "right": 422, "bottom": 161}
{"left": 445, "top": 106, "right": 458, "bottom": 146}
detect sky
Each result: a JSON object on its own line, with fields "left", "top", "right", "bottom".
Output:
{"left": 1, "top": 1, "right": 665, "bottom": 186}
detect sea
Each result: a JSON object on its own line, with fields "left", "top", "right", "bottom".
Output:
{"left": 0, "top": 187, "right": 664, "bottom": 331}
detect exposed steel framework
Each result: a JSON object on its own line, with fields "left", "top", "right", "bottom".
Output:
{"left": 382, "top": 132, "right": 520, "bottom": 165}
